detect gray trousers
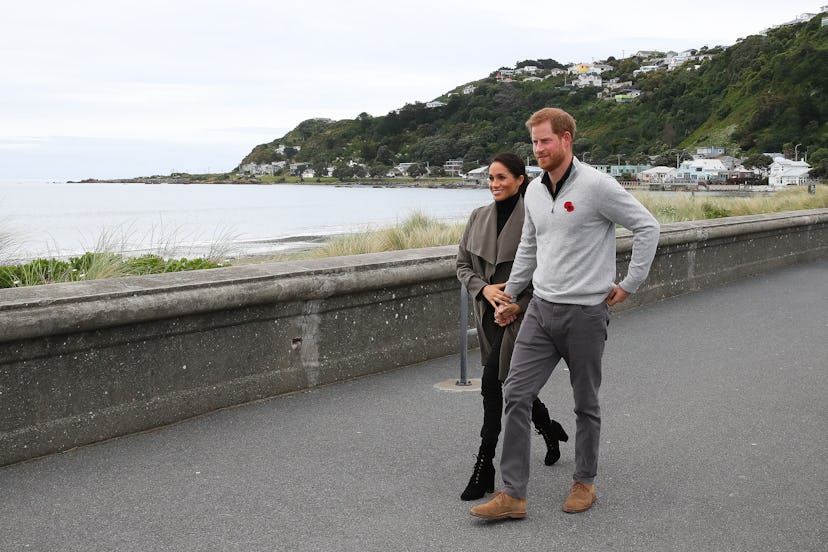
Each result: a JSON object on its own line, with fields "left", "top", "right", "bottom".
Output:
{"left": 500, "top": 298, "right": 609, "bottom": 498}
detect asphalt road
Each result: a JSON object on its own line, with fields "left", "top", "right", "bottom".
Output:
{"left": 1, "top": 259, "right": 826, "bottom": 552}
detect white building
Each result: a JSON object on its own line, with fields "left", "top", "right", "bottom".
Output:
{"left": 633, "top": 65, "right": 660, "bottom": 76}
{"left": 239, "top": 161, "right": 286, "bottom": 175}
{"left": 463, "top": 166, "right": 488, "bottom": 185}
{"left": 768, "top": 159, "right": 811, "bottom": 187}
{"left": 696, "top": 146, "right": 725, "bottom": 158}
{"left": 677, "top": 159, "right": 727, "bottom": 181}
{"left": 639, "top": 166, "right": 678, "bottom": 183}
{"left": 575, "top": 73, "right": 602, "bottom": 88}
{"left": 443, "top": 159, "right": 464, "bottom": 176}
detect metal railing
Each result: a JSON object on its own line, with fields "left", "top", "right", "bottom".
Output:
{"left": 457, "top": 285, "right": 477, "bottom": 386}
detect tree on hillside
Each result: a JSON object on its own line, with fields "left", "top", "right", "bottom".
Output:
{"left": 375, "top": 145, "right": 396, "bottom": 165}
{"left": 417, "top": 136, "right": 452, "bottom": 166}
{"left": 311, "top": 159, "right": 328, "bottom": 179}
{"left": 512, "top": 142, "right": 533, "bottom": 164}
{"left": 369, "top": 163, "right": 391, "bottom": 178}
{"left": 807, "top": 148, "right": 828, "bottom": 178}
{"left": 464, "top": 145, "right": 487, "bottom": 169}
{"left": 332, "top": 162, "right": 355, "bottom": 181}
{"left": 742, "top": 153, "right": 772, "bottom": 170}
{"left": 652, "top": 149, "right": 693, "bottom": 168}
{"left": 407, "top": 163, "right": 425, "bottom": 178}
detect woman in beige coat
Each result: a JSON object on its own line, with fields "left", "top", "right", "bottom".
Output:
{"left": 456, "top": 152, "right": 568, "bottom": 501}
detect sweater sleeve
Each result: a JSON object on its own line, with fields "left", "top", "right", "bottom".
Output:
{"left": 598, "top": 179, "right": 660, "bottom": 293}
{"left": 504, "top": 200, "right": 538, "bottom": 300}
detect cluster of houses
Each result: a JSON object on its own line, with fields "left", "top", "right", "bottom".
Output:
{"left": 482, "top": 6, "right": 828, "bottom": 102}
{"left": 486, "top": 49, "right": 718, "bottom": 104}
{"left": 632, "top": 155, "right": 812, "bottom": 187}
{"left": 239, "top": 145, "right": 813, "bottom": 188}
{"left": 461, "top": 146, "right": 813, "bottom": 188}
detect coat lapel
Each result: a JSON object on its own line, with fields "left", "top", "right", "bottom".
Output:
{"left": 464, "top": 203, "right": 497, "bottom": 266}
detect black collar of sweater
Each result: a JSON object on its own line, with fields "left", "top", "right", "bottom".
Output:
{"left": 542, "top": 159, "right": 574, "bottom": 200}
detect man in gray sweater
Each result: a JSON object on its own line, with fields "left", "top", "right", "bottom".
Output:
{"left": 470, "top": 108, "right": 660, "bottom": 520}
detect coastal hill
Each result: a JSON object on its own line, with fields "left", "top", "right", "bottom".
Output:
{"left": 240, "top": 13, "right": 827, "bottom": 178}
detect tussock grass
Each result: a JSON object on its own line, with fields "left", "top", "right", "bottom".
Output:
{"left": 634, "top": 185, "right": 828, "bottom": 223}
{"left": 0, "top": 224, "right": 237, "bottom": 288}
{"left": 306, "top": 211, "right": 465, "bottom": 258}
{"left": 256, "top": 211, "right": 466, "bottom": 263}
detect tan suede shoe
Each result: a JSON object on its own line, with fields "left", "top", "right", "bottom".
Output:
{"left": 469, "top": 491, "right": 527, "bottom": 520}
{"left": 562, "top": 481, "right": 596, "bottom": 513}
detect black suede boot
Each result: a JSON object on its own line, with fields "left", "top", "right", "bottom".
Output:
{"left": 537, "top": 419, "right": 569, "bottom": 466}
{"left": 460, "top": 450, "right": 495, "bottom": 501}
{"left": 532, "top": 399, "right": 569, "bottom": 466}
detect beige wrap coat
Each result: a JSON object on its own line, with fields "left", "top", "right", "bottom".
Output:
{"left": 456, "top": 196, "right": 533, "bottom": 381}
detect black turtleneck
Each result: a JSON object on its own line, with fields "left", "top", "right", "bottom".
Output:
{"left": 495, "top": 192, "right": 520, "bottom": 236}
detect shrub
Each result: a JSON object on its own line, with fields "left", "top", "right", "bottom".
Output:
{"left": 701, "top": 202, "right": 732, "bottom": 219}
{"left": 0, "top": 253, "right": 223, "bottom": 288}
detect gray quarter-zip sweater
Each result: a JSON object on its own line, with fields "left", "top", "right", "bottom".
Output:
{"left": 504, "top": 157, "right": 660, "bottom": 306}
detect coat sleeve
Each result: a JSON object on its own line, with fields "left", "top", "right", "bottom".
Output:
{"left": 456, "top": 210, "right": 488, "bottom": 299}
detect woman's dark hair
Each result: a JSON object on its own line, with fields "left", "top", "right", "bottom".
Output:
{"left": 490, "top": 152, "right": 529, "bottom": 196}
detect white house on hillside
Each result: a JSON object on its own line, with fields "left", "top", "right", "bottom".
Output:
{"left": 677, "top": 158, "right": 727, "bottom": 181}
{"left": 633, "top": 65, "right": 660, "bottom": 76}
{"left": 768, "top": 159, "right": 811, "bottom": 187}
{"left": 575, "top": 73, "right": 602, "bottom": 88}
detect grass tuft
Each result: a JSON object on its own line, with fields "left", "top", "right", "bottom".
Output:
{"left": 633, "top": 185, "right": 828, "bottom": 223}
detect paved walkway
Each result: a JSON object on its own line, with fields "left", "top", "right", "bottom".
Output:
{"left": 2, "top": 259, "right": 826, "bottom": 552}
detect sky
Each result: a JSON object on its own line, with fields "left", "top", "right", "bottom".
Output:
{"left": 1, "top": 1, "right": 822, "bottom": 180}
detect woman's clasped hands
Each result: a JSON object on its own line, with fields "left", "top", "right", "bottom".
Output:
{"left": 482, "top": 283, "right": 520, "bottom": 327}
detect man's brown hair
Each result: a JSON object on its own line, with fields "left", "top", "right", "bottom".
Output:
{"left": 525, "top": 107, "right": 577, "bottom": 138}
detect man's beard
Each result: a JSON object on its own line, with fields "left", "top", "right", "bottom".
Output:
{"left": 538, "top": 149, "right": 566, "bottom": 172}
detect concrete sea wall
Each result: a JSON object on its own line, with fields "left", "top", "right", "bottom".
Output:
{"left": 1, "top": 209, "right": 826, "bottom": 466}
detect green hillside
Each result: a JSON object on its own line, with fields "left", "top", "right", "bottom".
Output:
{"left": 241, "top": 16, "right": 827, "bottom": 177}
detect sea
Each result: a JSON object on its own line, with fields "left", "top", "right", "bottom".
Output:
{"left": 0, "top": 181, "right": 493, "bottom": 263}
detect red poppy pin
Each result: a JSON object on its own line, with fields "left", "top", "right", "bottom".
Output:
{"left": 564, "top": 201, "right": 574, "bottom": 212}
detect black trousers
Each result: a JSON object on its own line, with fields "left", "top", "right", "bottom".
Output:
{"left": 479, "top": 322, "right": 552, "bottom": 457}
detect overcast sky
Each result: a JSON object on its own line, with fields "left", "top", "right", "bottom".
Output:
{"left": 1, "top": 1, "right": 821, "bottom": 180}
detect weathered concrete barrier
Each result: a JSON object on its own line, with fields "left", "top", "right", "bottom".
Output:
{"left": 1, "top": 209, "right": 826, "bottom": 466}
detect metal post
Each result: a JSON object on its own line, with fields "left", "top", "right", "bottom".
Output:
{"left": 457, "top": 285, "right": 472, "bottom": 386}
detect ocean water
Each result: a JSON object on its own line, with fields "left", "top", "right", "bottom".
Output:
{"left": 0, "top": 181, "right": 492, "bottom": 262}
